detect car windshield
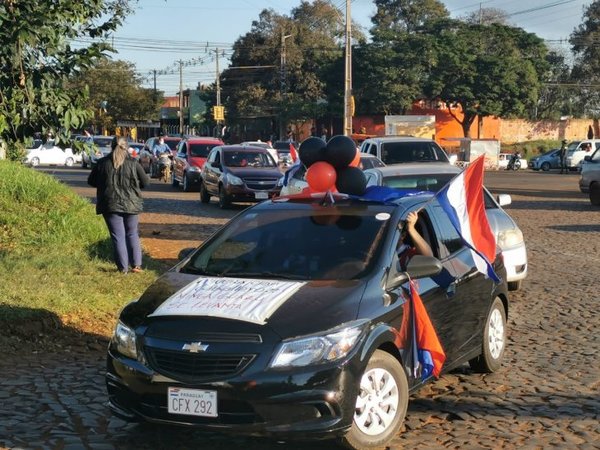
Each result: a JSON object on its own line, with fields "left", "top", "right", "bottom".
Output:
{"left": 382, "top": 173, "right": 455, "bottom": 192}
{"left": 360, "top": 157, "right": 385, "bottom": 169}
{"left": 381, "top": 141, "right": 449, "bottom": 164}
{"left": 566, "top": 142, "right": 581, "bottom": 154}
{"left": 181, "top": 205, "right": 391, "bottom": 280}
{"left": 94, "top": 137, "right": 113, "bottom": 148}
{"left": 223, "top": 151, "right": 276, "bottom": 168}
{"left": 190, "top": 143, "right": 218, "bottom": 157}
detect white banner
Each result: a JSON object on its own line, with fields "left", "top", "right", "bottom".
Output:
{"left": 149, "top": 277, "right": 306, "bottom": 325}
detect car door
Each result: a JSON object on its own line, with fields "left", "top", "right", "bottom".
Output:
{"left": 202, "top": 148, "right": 221, "bottom": 195}
{"left": 427, "top": 198, "right": 491, "bottom": 359}
{"left": 173, "top": 141, "right": 187, "bottom": 181}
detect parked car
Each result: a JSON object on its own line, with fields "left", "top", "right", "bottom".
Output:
{"left": 105, "top": 192, "right": 509, "bottom": 449}
{"left": 579, "top": 148, "right": 600, "bottom": 205}
{"left": 564, "top": 139, "right": 600, "bottom": 171}
{"left": 528, "top": 149, "right": 561, "bottom": 171}
{"left": 200, "top": 145, "right": 282, "bottom": 208}
{"left": 138, "top": 136, "right": 182, "bottom": 174}
{"left": 363, "top": 162, "right": 527, "bottom": 291}
{"left": 24, "top": 140, "right": 79, "bottom": 167}
{"left": 172, "top": 137, "right": 224, "bottom": 191}
{"left": 359, "top": 136, "right": 453, "bottom": 166}
{"left": 498, "top": 152, "right": 527, "bottom": 170}
{"left": 279, "top": 154, "right": 385, "bottom": 196}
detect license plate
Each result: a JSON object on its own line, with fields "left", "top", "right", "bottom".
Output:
{"left": 167, "top": 387, "right": 218, "bottom": 417}
{"left": 255, "top": 192, "right": 268, "bottom": 199}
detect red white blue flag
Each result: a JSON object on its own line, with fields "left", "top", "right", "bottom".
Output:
{"left": 394, "top": 280, "right": 446, "bottom": 380}
{"left": 435, "top": 156, "right": 500, "bottom": 283}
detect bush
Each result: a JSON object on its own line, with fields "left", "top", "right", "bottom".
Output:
{"left": 6, "top": 140, "right": 27, "bottom": 162}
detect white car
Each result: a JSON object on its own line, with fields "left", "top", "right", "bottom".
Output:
{"left": 363, "top": 163, "right": 528, "bottom": 290}
{"left": 498, "top": 153, "right": 527, "bottom": 170}
{"left": 579, "top": 148, "right": 600, "bottom": 205}
{"left": 24, "top": 140, "right": 80, "bottom": 167}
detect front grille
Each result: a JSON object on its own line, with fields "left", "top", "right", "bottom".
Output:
{"left": 243, "top": 177, "right": 278, "bottom": 190}
{"left": 145, "top": 348, "right": 255, "bottom": 382}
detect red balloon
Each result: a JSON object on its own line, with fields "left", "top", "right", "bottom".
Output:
{"left": 349, "top": 149, "right": 361, "bottom": 167}
{"left": 306, "top": 161, "right": 337, "bottom": 192}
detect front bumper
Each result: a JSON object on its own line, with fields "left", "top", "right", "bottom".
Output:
{"left": 224, "top": 185, "right": 281, "bottom": 202}
{"left": 106, "top": 347, "right": 361, "bottom": 439}
{"left": 501, "top": 244, "right": 528, "bottom": 282}
{"left": 185, "top": 170, "right": 203, "bottom": 185}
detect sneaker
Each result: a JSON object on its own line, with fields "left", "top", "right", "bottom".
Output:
{"left": 131, "top": 266, "right": 143, "bottom": 273}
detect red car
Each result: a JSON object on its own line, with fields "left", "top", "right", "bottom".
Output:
{"left": 172, "top": 137, "right": 224, "bottom": 191}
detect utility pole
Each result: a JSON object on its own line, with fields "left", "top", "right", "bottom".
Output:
{"left": 343, "top": 0, "right": 352, "bottom": 136}
{"left": 280, "top": 32, "right": 292, "bottom": 140}
{"left": 178, "top": 60, "right": 184, "bottom": 136}
{"left": 216, "top": 48, "right": 221, "bottom": 133}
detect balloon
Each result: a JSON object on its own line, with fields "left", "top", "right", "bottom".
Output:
{"left": 335, "top": 166, "right": 367, "bottom": 196}
{"left": 349, "top": 149, "right": 361, "bottom": 167}
{"left": 306, "top": 161, "right": 337, "bottom": 192}
{"left": 323, "top": 135, "right": 357, "bottom": 169}
{"left": 299, "top": 137, "right": 326, "bottom": 167}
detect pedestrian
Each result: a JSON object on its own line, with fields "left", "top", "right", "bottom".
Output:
{"left": 88, "top": 136, "right": 150, "bottom": 273}
{"left": 559, "top": 139, "right": 568, "bottom": 174}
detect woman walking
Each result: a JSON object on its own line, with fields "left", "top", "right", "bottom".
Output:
{"left": 88, "top": 136, "right": 150, "bottom": 273}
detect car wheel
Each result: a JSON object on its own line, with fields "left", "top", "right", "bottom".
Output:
{"left": 590, "top": 182, "right": 600, "bottom": 206}
{"left": 469, "top": 297, "right": 506, "bottom": 373}
{"left": 65, "top": 157, "right": 74, "bottom": 167}
{"left": 341, "top": 350, "right": 408, "bottom": 450}
{"left": 30, "top": 157, "right": 40, "bottom": 167}
{"left": 507, "top": 280, "right": 522, "bottom": 291}
{"left": 172, "top": 170, "right": 179, "bottom": 188}
{"left": 183, "top": 173, "right": 192, "bottom": 192}
{"left": 541, "top": 162, "right": 550, "bottom": 171}
{"left": 200, "top": 182, "right": 211, "bottom": 203}
{"left": 218, "top": 186, "right": 231, "bottom": 209}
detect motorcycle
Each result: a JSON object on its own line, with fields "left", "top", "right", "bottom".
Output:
{"left": 157, "top": 153, "right": 172, "bottom": 183}
{"left": 506, "top": 152, "right": 522, "bottom": 171}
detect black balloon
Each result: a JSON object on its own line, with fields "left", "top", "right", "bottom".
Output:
{"left": 336, "top": 167, "right": 367, "bottom": 196}
{"left": 323, "top": 135, "right": 357, "bottom": 169}
{"left": 299, "top": 137, "right": 326, "bottom": 167}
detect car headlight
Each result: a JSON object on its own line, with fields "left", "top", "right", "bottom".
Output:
{"left": 225, "top": 173, "right": 244, "bottom": 185}
{"left": 187, "top": 166, "right": 201, "bottom": 172}
{"left": 269, "top": 320, "right": 369, "bottom": 369}
{"left": 111, "top": 321, "right": 137, "bottom": 359}
{"left": 497, "top": 228, "right": 524, "bottom": 249}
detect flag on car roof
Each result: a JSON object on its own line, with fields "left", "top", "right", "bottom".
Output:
{"left": 394, "top": 280, "right": 446, "bottom": 380}
{"left": 435, "top": 156, "right": 500, "bottom": 283}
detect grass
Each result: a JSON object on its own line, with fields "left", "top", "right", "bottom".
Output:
{"left": 0, "top": 160, "right": 163, "bottom": 338}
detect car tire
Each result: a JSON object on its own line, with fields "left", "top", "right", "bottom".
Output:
{"left": 590, "top": 182, "right": 600, "bottom": 206}
{"left": 541, "top": 162, "right": 550, "bottom": 171}
{"left": 469, "top": 297, "right": 506, "bottom": 373}
{"left": 341, "top": 350, "right": 408, "bottom": 450}
{"left": 507, "top": 280, "right": 522, "bottom": 291}
{"left": 218, "top": 186, "right": 230, "bottom": 209}
{"left": 183, "top": 173, "right": 192, "bottom": 192}
{"left": 200, "top": 182, "right": 211, "bottom": 204}
{"left": 172, "top": 170, "right": 179, "bottom": 188}
{"left": 30, "top": 157, "right": 40, "bottom": 167}
{"left": 65, "top": 157, "right": 74, "bottom": 167}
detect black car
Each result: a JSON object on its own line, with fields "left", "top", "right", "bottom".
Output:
{"left": 106, "top": 193, "right": 509, "bottom": 449}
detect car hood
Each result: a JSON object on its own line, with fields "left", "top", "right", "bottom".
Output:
{"left": 227, "top": 167, "right": 282, "bottom": 178}
{"left": 187, "top": 156, "right": 207, "bottom": 168}
{"left": 121, "top": 270, "right": 366, "bottom": 340}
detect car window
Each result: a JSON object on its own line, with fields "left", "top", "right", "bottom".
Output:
{"left": 591, "top": 149, "right": 600, "bottom": 162}
{"left": 165, "top": 139, "right": 180, "bottom": 150}
{"left": 382, "top": 173, "right": 454, "bottom": 192}
{"left": 189, "top": 143, "right": 218, "bottom": 157}
{"left": 94, "top": 137, "right": 113, "bottom": 147}
{"left": 381, "top": 141, "right": 449, "bottom": 164}
{"left": 429, "top": 199, "right": 464, "bottom": 257}
{"left": 223, "top": 151, "right": 276, "bottom": 168}
{"left": 182, "top": 207, "right": 392, "bottom": 280}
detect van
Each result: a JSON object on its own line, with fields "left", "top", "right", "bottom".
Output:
{"left": 565, "top": 139, "right": 600, "bottom": 170}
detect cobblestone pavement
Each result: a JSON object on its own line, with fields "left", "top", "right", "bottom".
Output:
{"left": 1, "top": 169, "right": 599, "bottom": 450}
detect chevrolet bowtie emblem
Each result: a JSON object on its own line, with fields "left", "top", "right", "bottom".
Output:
{"left": 182, "top": 342, "right": 209, "bottom": 353}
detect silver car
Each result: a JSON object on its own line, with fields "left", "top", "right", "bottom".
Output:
{"left": 364, "top": 163, "right": 528, "bottom": 291}
{"left": 579, "top": 148, "right": 600, "bottom": 205}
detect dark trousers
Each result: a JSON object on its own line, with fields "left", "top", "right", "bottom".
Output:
{"left": 103, "top": 213, "right": 142, "bottom": 272}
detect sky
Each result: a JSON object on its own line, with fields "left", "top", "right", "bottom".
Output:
{"left": 104, "top": 0, "right": 592, "bottom": 96}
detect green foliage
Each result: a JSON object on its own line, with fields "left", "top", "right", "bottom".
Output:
{"left": 5, "top": 140, "right": 26, "bottom": 162}
{"left": 0, "top": 160, "right": 158, "bottom": 330}
{"left": 501, "top": 140, "right": 561, "bottom": 160}
{"left": 0, "top": 0, "right": 133, "bottom": 147}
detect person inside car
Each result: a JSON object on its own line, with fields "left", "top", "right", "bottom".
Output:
{"left": 397, "top": 210, "right": 433, "bottom": 270}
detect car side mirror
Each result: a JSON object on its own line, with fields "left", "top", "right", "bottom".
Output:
{"left": 496, "top": 194, "right": 512, "bottom": 207}
{"left": 386, "top": 255, "right": 442, "bottom": 291}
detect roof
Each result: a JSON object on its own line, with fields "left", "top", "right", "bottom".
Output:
{"left": 366, "top": 162, "right": 460, "bottom": 176}
{"left": 363, "top": 136, "right": 434, "bottom": 143}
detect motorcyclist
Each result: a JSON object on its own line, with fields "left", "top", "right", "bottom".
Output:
{"left": 508, "top": 150, "right": 521, "bottom": 170}
{"left": 151, "top": 136, "right": 172, "bottom": 177}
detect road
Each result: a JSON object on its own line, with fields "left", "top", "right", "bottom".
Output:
{"left": 1, "top": 167, "right": 598, "bottom": 450}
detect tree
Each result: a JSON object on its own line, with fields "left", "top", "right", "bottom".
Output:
{"left": 536, "top": 50, "right": 575, "bottom": 120}
{"left": 0, "top": 0, "right": 132, "bottom": 157}
{"left": 461, "top": 7, "right": 509, "bottom": 25}
{"left": 370, "top": 0, "right": 449, "bottom": 39}
{"left": 424, "top": 20, "right": 549, "bottom": 137}
{"left": 570, "top": 1, "right": 600, "bottom": 116}
{"left": 69, "top": 59, "right": 162, "bottom": 133}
